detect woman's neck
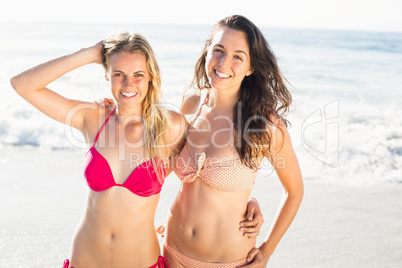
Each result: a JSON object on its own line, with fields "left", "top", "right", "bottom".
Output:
{"left": 207, "top": 87, "right": 240, "bottom": 114}
{"left": 115, "top": 105, "right": 143, "bottom": 125}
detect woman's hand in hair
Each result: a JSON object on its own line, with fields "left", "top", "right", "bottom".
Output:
{"left": 89, "top": 41, "right": 105, "bottom": 65}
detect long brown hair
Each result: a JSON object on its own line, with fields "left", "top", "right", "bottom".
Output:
{"left": 190, "top": 15, "right": 292, "bottom": 169}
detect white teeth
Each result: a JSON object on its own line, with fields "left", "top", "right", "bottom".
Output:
{"left": 215, "top": 70, "right": 230, "bottom": 78}
{"left": 121, "top": 92, "right": 138, "bottom": 97}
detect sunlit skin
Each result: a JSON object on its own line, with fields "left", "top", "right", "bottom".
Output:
{"left": 106, "top": 52, "right": 150, "bottom": 117}
{"left": 10, "top": 32, "right": 266, "bottom": 267}
{"left": 165, "top": 26, "right": 303, "bottom": 267}
{"left": 205, "top": 28, "right": 253, "bottom": 95}
{"left": 10, "top": 42, "right": 186, "bottom": 268}
{"left": 164, "top": 28, "right": 260, "bottom": 266}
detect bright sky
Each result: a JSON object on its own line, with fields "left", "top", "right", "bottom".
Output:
{"left": 2, "top": 0, "right": 402, "bottom": 32}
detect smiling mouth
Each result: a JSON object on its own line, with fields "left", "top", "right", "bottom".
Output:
{"left": 214, "top": 70, "right": 231, "bottom": 78}
{"left": 121, "top": 92, "right": 138, "bottom": 98}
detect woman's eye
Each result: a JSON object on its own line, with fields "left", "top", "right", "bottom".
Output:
{"left": 234, "top": 55, "right": 243, "bottom": 61}
{"left": 213, "top": 48, "right": 223, "bottom": 54}
{"left": 114, "top": 73, "right": 124, "bottom": 77}
{"left": 134, "top": 73, "right": 144, "bottom": 77}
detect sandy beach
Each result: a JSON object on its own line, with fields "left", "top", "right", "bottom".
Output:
{"left": 1, "top": 145, "right": 401, "bottom": 267}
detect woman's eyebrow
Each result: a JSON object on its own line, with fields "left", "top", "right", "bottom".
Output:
{"left": 214, "top": 44, "right": 248, "bottom": 57}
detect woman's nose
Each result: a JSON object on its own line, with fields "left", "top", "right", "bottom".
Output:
{"left": 124, "top": 77, "right": 135, "bottom": 88}
{"left": 219, "top": 53, "right": 230, "bottom": 67}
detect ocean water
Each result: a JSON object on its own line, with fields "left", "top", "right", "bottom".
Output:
{"left": 1, "top": 21, "right": 402, "bottom": 187}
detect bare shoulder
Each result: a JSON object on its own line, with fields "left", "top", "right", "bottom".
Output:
{"left": 266, "top": 113, "right": 291, "bottom": 153}
{"left": 81, "top": 103, "right": 112, "bottom": 131}
{"left": 163, "top": 110, "right": 188, "bottom": 156}
{"left": 74, "top": 101, "right": 108, "bottom": 121}
{"left": 168, "top": 110, "right": 188, "bottom": 135}
{"left": 180, "top": 87, "right": 202, "bottom": 115}
{"left": 182, "top": 87, "right": 202, "bottom": 101}
{"left": 266, "top": 113, "right": 287, "bottom": 131}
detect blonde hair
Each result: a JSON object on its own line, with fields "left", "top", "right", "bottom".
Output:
{"left": 103, "top": 32, "right": 172, "bottom": 179}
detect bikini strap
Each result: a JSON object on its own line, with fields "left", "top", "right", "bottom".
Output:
{"left": 92, "top": 107, "right": 117, "bottom": 147}
{"left": 190, "top": 89, "right": 211, "bottom": 126}
{"left": 184, "top": 121, "right": 190, "bottom": 139}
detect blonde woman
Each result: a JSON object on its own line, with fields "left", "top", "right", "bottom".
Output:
{"left": 11, "top": 32, "right": 186, "bottom": 268}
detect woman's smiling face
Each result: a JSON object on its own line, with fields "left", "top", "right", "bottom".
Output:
{"left": 205, "top": 27, "right": 253, "bottom": 93}
{"left": 106, "top": 52, "right": 150, "bottom": 112}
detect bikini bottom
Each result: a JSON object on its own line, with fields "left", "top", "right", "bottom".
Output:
{"left": 164, "top": 243, "right": 247, "bottom": 268}
{"left": 62, "top": 255, "right": 169, "bottom": 268}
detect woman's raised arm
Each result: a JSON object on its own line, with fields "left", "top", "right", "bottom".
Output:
{"left": 10, "top": 41, "right": 104, "bottom": 132}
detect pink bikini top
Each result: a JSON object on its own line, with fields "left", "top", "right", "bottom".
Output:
{"left": 83, "top": 108, "right": 165, "bottom": 197}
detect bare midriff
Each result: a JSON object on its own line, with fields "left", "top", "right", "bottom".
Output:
{"left": 165, "top": 177, "right": 256, "bottom": 262}
{"left": 70, "top": 187, "right": 161, "bottom": 268}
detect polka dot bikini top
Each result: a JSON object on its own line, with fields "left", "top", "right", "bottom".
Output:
{"left": 175, "top": 90, "right": 257, "bottom": 192}
{"left": 175, "top": 143, "right": 257, "bottom": 192}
